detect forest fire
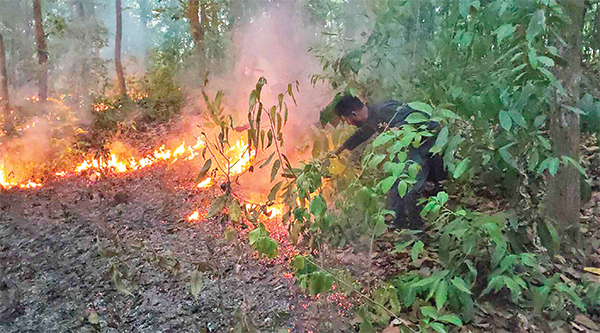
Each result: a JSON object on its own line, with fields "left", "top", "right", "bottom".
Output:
{"left": 66, "top": 137, "right": 207, "bottom": 177}
{"left": 0, "top": 132, "right": 259, "bottom": 191}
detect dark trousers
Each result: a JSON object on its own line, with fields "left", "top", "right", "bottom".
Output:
{"left": 387, "top": 139, "right": 444, "bottom": 229}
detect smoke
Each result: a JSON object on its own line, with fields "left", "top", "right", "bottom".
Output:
{"left": 181, "top": 2, "right": 332, "bottom": 199}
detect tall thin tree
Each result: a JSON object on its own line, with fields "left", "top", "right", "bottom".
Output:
{"left": 115, "top": 0, "right": 126, "bottom": 97}
{"left": 0, "top": 33, "right": 9, "bottom": 124}
{"left": 186, "top": 0, "right": 205, "bottom": 48}
{"left": 546, "top": 0, "right": 585, "bottom": 242}
{"left": 33, "top": 0, "right": 48, "bottom": 101}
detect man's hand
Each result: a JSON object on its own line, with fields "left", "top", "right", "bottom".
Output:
{"left": 325, "top": 150, "right": 339, "bottom": 159}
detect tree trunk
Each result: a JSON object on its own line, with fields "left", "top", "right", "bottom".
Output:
{"left": 546, "top": 0, "right": 585, "bottom": 241}
{"left": 115, "top": 0, "right": 127, "bottom": 97}
{"left": 0, "top": 33, "right": 9, "bottom": 125}
{"left": 138, "top": 0, "right": 149, "bottom": 63}
{"left": 187, "top": 0, "right": 204, "bottom": 47}
{"left": 89, "top": 1, "right": 101, "bottom": 59}
{"left": 33, "top": 0, "right": 48, "bottom": 101}
{"left": 72, "top": 0, "right": 90, "bottom": 107}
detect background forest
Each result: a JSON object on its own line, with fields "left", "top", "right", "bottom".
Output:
{"left": 0, "top": 1, "right": 600, "bottom": 333}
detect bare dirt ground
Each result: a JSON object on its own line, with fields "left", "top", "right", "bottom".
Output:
{"left": 0, "top": 165, "right": 351, "bottom": 333}
{"left": 1, "top": 135, "right": 599, "bottom": 333}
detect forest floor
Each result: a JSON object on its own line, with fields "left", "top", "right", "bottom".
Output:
{"left": 1, "top": 130, "right": 600, "bottom": 333}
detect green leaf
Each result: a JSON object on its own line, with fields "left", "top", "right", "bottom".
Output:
{"left": 499, "top": 111, "right": 512, "bottom": 131}
{"left": 368, "top": 154, "right": 386, "bottom": 169}
{"left": 537, "top": 135, "right": 552, "bottom": 150}
{"left": 420, "top": 306, "right": 438, "bottom": 319}
{"left": 268, "top": 181, "right": 283, "bottom": 202}
{"left": 548, "top": 157, "right": 559, "bottom": 176}
{"left": 495, "top": 24, "right": 516, "bottom": 45}
{"left": 405, "top": 112, "right": 430, "bottom": 124}
{"left": 435, "top": 280, "right": 448, "bottom": 311}
{"left": 431, "top": 126, "right": 448, "bottom": 153}
{"left": 438, "top": 314, "right": 463, "bottom": 327}
{"left": 526, "top": 10, "right": 546, "bottom": 42}
{"left": 309, "top": 195, "right": 327, "bottom": 216}
{"left": 374, "top": 218, "right": 387, "bottom": 237}
{"left": 459, "top": 0, "right": 478, "bottom": 18}
{"left": 508, "top": 110, "right": 527, "bottom": 127}
{"left": 290, "top": 255, "right": 306, "bottom": 271}
{"left": 393, "top": 240, "right": 414, "bottom": 253}
{"left": 528, "top": 45, "right": 539, "bottom": 69}
{"left": 430, "top": 323, "right": 447, "bottom": 333}
{"left": 538, "top": 56, "right": 554, "bottom": 67}
{"left": 195, "top": 159, "right": 212, "bottom": 184}
{"left": 436, "top": 192, "right": 449, "bottom": 205}
{"left": 451, "top": 277, "right": 472, "bottom": 295}
{"left": 562, "top": 156, "right": 587, "bottom": 177}
{"left": 373, "top": 132, "right": 394, "bottom": 147}
{"left": 534, "top": 115, "right": 546, "bottom": 128}
{"left": 499, "top": 143, "right": 518, "bottom": 168}
{"left": 453, "top": 158, "right": 470, "bottom": 178}
{"left": 408, "top": 102, "right": 433, "bottom": 115}
{"left": 411, "top": 240, "right": 424, "bottom": 263}
{"left": 564, "top": 105, "right": 586, "bottom": 115}
{"left": 440, "top": 109, "right": 460, "bottom": 119}
{"left": 271, "top": 159, "right": 281, "bottom": 182}
{"left": 358, "top": 308, "right": 376, "bottom": 333}
{"left": 260, "top": 152, "right": 276, "bottom": 168}
{"left": 397, "top": 180, "right": 408, "bottom": 197}
{"left": 380, "top": 176, "right": 397, "bottom": 193}
{"left": 503, "top": 276, "right": 522, "bottom": 301}
{"left": 308, "top": 271, "right": 333, "bottom": 296}
{"left": 408, "top": 163, "right": 421, "bottom": 179}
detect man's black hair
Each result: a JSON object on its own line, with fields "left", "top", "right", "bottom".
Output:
{"left": 334, "top": 95, "right": 364, "bottom": 118}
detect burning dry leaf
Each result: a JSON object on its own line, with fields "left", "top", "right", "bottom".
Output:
{"left": 190, "top": 270, "right": 203, "bottom": 300}
{"left": 583, "top": 267, "right": 600, "bottom": 276}
{"left": 88, "top": 311, "right": 100, "bottom": 324}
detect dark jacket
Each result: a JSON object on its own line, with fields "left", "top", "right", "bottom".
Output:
{"left": 338, "top": 101, "right": 433, "bottom": 152}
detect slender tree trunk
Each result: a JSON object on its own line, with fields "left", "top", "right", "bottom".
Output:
{"left": 187, "top": 0, "right": 204, "bottom": 47}
{"left": 72, "top": 0, "right": 90, "bottom": 108}
{"left": 138, "top": 0, "right": 149, "bottom": 64}
{"left": 546, "top": 0, "right": 585, "bottom": 241}
{"left": 89, "top": 1, "right": 101, "bottom": 59}
{"left": 33, "top": 0, "right": 48, "bottom": 101}
{"left": 115, "top": 0, "right": 127, "bottom": 97}
{"left": 0, "top": 33, "right": 10, "bottom": 125}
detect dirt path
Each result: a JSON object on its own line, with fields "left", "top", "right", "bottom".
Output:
{"left": 0, "top": 166, "right": 344, "bottom": 333}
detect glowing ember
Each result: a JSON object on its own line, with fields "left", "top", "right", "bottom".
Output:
{"left": 188, "top": 210, "right": 200, "bottom": 221}
{"left": 197, "top": 177, "right": 213, "bottom": 188}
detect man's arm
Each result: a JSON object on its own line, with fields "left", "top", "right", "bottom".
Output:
{"left": 335, "top": 125, "right": 377, "bottom": 154}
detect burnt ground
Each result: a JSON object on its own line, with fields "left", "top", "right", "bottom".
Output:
{"left": 0, "top": 165, "right": 352, "bottom": 333}
{"left": 0, "top": 145, "right": 599, "bottom": 333}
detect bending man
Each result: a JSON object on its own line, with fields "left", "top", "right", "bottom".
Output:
{"left": 332, "top": 95, "right": 444, "bottom": 229}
